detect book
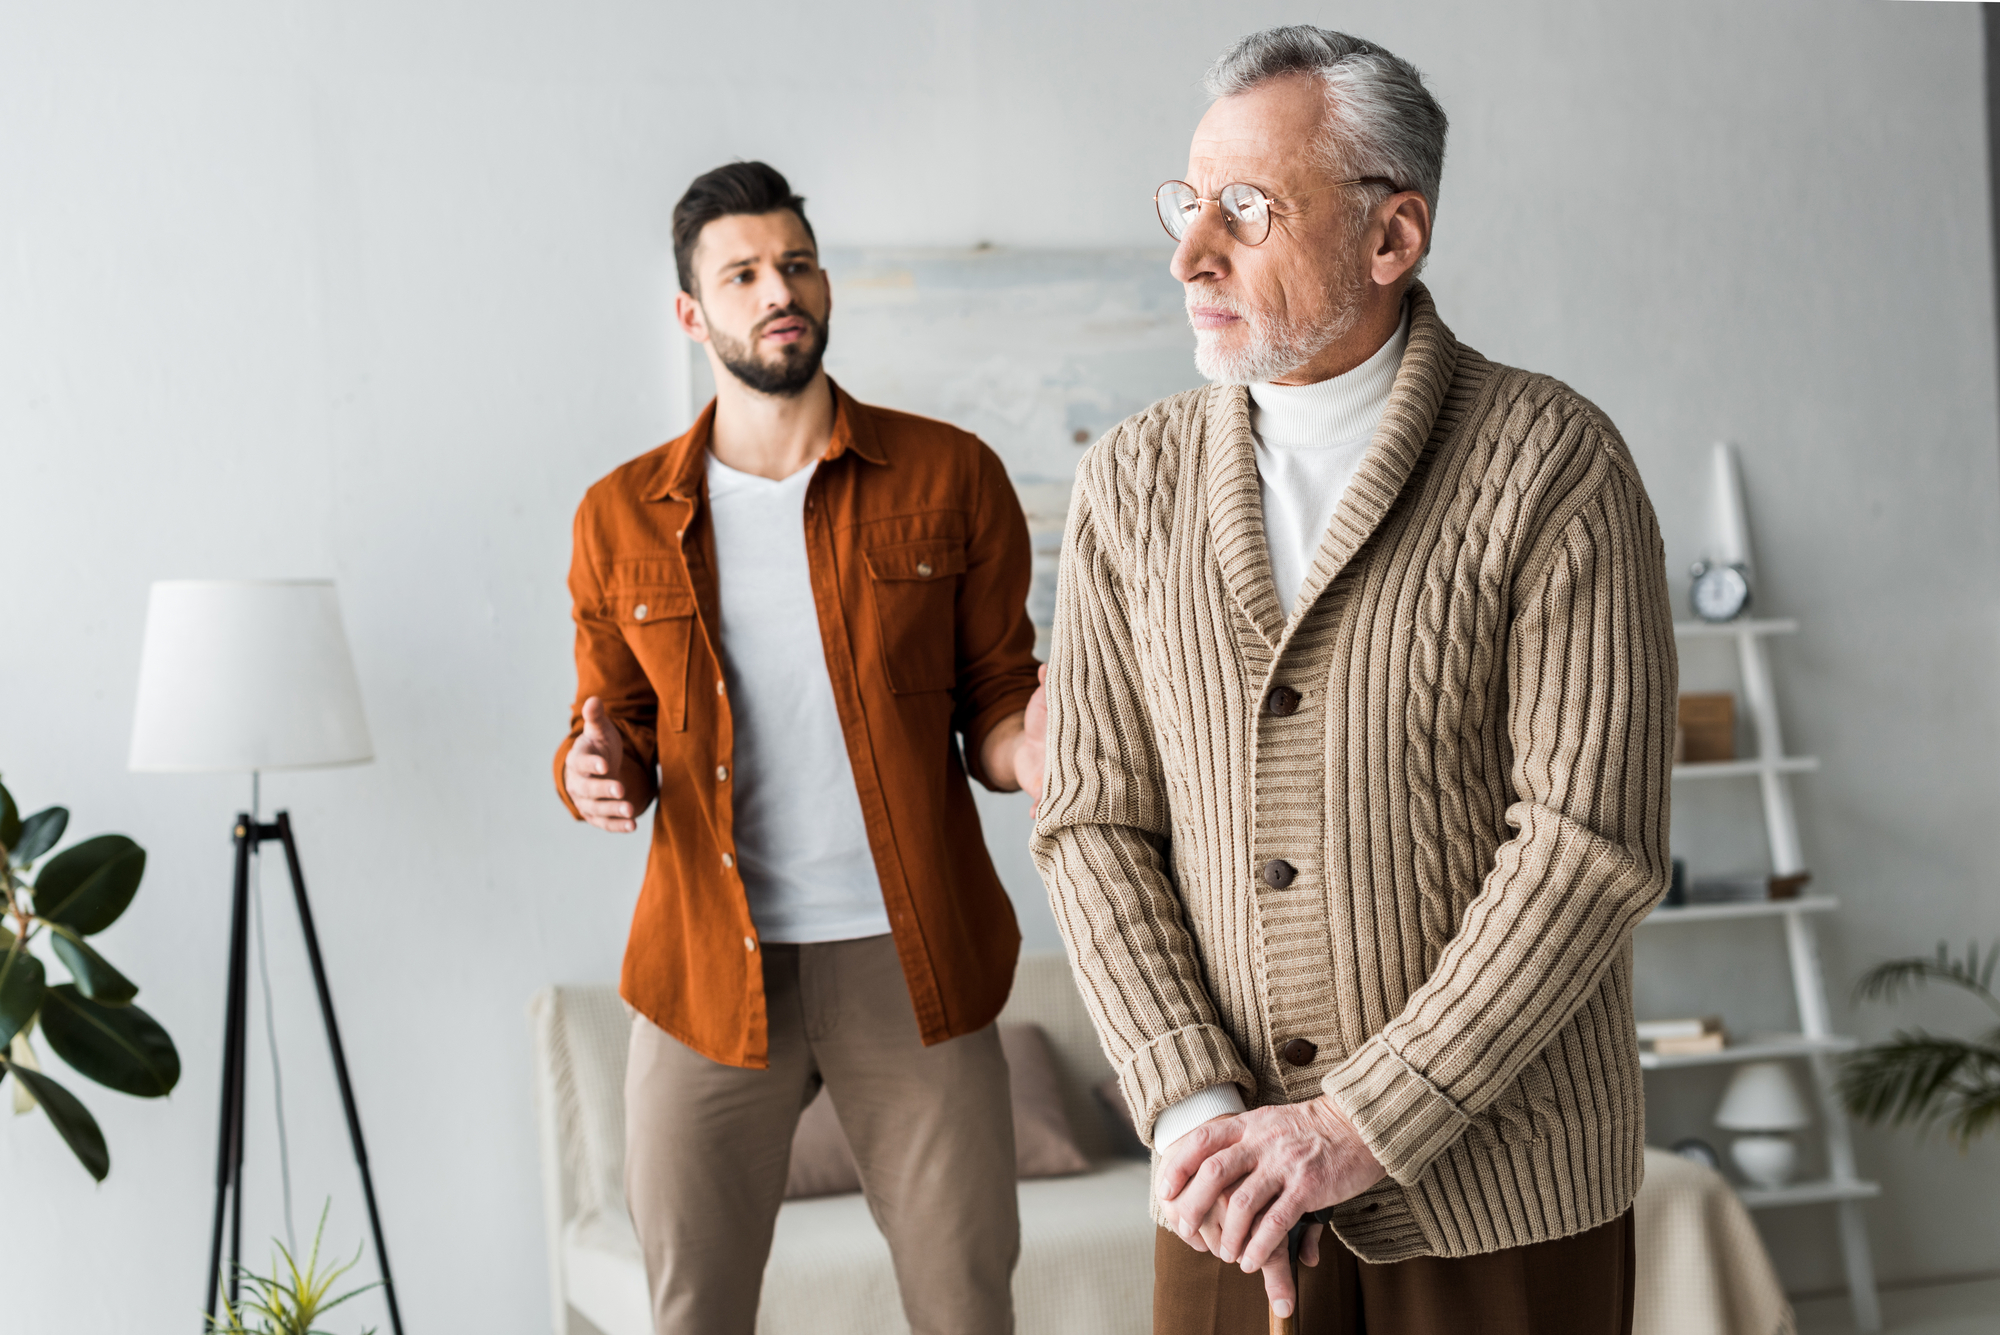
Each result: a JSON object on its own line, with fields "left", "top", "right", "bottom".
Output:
{"left": 1653, "top": 1032, "right": 1727, "bottom": 1056}
{"left": 1637, "top": 1016, "right": 1726, "bottom": 1055}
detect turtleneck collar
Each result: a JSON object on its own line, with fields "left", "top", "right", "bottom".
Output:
{"left": 1248, "top": 304, "right": 1411, "bottom": 449}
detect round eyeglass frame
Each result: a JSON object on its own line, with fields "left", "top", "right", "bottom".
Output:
{"left": 1154, "top": 177, "right": 1403, "bottom": 247}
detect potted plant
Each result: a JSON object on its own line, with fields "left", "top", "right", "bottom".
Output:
{"left": 0, "top": 776, "right": 180, "bottom": 1179}
{"left": 210, "top": 1204, "right": 380, "bottom": 1335}
{"left": 1841, "top": 937, "right": 2000, "bottom": 1146}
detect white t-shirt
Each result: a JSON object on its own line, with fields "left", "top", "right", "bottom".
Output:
{"left": 1250, "top": 307, "right": 1411, "bottom": 616}
{"left": 705, "top": 452, "right": 891, "bottom": 944}
{"left": 1150, "top": 310, "right": 1411, "bottom": 1150}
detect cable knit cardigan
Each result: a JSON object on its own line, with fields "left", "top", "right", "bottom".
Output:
{"left": 1030, "top": 285, "right": 1676, "bottom": 1262}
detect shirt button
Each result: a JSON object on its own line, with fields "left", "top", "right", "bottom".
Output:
{"left": 916, "top": 561, "right": 933, "bottom": 577}
{"left": 1281, "top": 1038, "right": 1319, "bottom": 1067}
{"left": 744, "top": 936, "right": 756, "bottom": 952}
{"left": 1260, "top": 859, "right": 1297, "bottom": 889}
{"left": 634, "top": 604, "right": 649, "bottom": 621}
{"left": 722, "top": 853, "right": 734, "bottom": 869}
{"left": 716, "top": 765, "right": 729, "bottom": 782}
{"left": 1266, "top": 686, "right": 1301, "bottom": 716}
{"left": 716, "top": 680, "right": 726, "bottom": 696}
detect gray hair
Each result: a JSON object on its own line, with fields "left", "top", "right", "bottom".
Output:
{"left": 1204, "top": 27, "right": 1447, "bottom": 232}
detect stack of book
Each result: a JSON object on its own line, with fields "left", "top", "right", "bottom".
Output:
{"left": 1637, "top": 1016, "right": 1726, "bottom": 1055}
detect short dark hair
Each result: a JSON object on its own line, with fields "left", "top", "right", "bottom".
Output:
{"left": 671, "top": 161, "right": 816, "bottom": 295}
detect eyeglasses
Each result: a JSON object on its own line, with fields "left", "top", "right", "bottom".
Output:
{"left": 1154, "top": 177, "right": 1403, "bottom": 247}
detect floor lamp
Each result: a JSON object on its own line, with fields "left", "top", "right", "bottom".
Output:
{"left": 128, "top": 580, "right": 404, "bottom": 1335}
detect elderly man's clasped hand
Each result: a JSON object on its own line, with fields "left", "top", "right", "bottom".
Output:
{"left": 1156, "top": 1095, "right": 1388, "bottom": 1316}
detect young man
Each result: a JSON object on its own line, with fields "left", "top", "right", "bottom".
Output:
{"left": 555, "top": 161, "right": 1043, "bottom": 1335}
{"left": 1031, "top": 27, "right": 1674, "bottom": 1335}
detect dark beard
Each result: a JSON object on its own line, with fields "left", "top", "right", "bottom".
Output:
{"left": 708, "top": 304, "right": 829, "bottom": 397}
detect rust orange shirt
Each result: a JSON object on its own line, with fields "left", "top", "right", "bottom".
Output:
{"left": 555, "top": 382, "right": 1038, "bottom": 1068}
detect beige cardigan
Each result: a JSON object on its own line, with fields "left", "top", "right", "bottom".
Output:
{"left": 1031, "top": 285, "right": 1677, "bottom": 1263}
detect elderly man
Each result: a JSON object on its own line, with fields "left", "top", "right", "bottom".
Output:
{"left": 1031, "top": 26, "right": 1674, "bottom": 1335}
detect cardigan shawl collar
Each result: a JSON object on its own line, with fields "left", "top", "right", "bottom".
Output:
{"left": 1204, "top": 283, "right": 1462, "bottom": 660}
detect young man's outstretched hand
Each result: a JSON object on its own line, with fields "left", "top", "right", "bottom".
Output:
{"left": 1155, "top": 1096, "right": 1387, "bottom": 1319}
{"left": 564, "top": 696, "right": 655, "bottom": 832}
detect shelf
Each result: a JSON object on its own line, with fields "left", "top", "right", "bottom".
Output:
{"left": 1642, "top": 896, "right": 1839, "bottom": 926}
{"left": 1673, "top": 756, "right": 1818, "bottom": 780}
{"left": 1673, "top": 618, "right": 1799, "bottom": 638}
{"left": 1738, "top": 1178, "right": 1881, "bottom": 1211}
{"left": 1639, "top": 1033, "right": 1857, "bottom": 1070}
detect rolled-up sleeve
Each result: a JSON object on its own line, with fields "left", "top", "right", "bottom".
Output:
{"left": 952, "top": 443, "right": 1040, "bottom": 787}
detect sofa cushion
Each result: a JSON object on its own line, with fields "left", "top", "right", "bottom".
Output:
{"left": 785, "top": 1022, "right": 1092, "bottom": 1199}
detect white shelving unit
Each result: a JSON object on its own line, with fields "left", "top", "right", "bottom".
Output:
{"left": 1640, "top": 618, "right": 1881, "bottom": 1332}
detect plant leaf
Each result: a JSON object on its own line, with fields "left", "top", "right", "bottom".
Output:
{"left": 48, "top": 929, "right": 137, "bottom": 1005}
{"left": 0, "top": 783, "right": 18, "bottom": 858}
{"left": 40, "top": 984, "right": 179, "bottom": 1097}
{"left": 1854, "top": 949, "right": 2000, "bottom": 1017}
{"left": 0, "top": 942, "right": 47, "bottom": 1047}
{"left": 11, "top": 807, "right": 68, "bottom": 868}
{"left": 33, "top": 835, "right": 145, "bottom": 935}
{"left": 4, "top": 1059, "right": 109, "bottom": 1180}
{"left": 1841, "top": 1030, "right": 2000, "bottom": 1133}
{"left": 10, "top": 1031, "right": 40, "bottom": 1113}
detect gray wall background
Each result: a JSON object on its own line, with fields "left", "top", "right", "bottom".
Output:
{"left": 3, "top": 1, "right": 1997, "bottom": 1328}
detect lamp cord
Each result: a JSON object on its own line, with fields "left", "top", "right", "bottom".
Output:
{"left": 250, "top": 774, "right": 299, "bottom": 1255}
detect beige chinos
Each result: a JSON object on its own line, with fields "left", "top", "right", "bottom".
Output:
{"left": 623, "top": 933, "right": 1019, "bottom": 1335}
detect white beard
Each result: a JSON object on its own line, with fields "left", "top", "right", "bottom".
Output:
{"left": 1188, "top": 273, "right": 1366, "bottom": 386}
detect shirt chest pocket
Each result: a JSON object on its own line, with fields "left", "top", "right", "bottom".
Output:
{"left": 609, "top": 584, "right": 696, "bottom": 732}
{"left": 863, "top": 541, "right": 966, "bottom": 695}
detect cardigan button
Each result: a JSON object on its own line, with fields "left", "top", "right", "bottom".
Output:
{"left": 1266, "top": 686, "right": 1301, "bottom": 716}
{"left": 1280, "top": 1038, "right": 1318, "bottom": 1067}
{"left": 1260, "top": 859, "right": 1297, "bottom": 889}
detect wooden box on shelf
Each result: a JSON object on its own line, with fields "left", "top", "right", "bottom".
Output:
{"left": 1677, "top": 692, "right": 1736, "bottom": 763}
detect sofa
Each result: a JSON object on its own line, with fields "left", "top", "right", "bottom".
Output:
{"left": 529, "top": 952, "right": 1794, "bottom": 1335}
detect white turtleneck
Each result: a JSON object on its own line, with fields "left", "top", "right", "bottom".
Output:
{"left": 1250, "top": 306, "right": 1410, "bottom": 616}
{"left": 1147, "top": 306, "right": 1411, "bottom": 1154}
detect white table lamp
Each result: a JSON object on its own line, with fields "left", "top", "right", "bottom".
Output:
{"left": 127, "top": 579, "right": 401, "bottom": 1333}
{"left": 1716, "top": 1061, "right": 1812, "bottom": 1190}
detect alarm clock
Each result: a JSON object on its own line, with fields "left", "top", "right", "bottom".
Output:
{"left": 1688, "top": 561, "right": 1751, "bottom": 623}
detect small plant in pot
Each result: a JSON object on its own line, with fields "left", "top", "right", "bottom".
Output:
{"left": 210, "top": 1203, "right": 381, "bottom": 1335}
{"left": 1841, "top": 937, "right": 2000, "bottom": 1146}
{"left": 0, "top": 775, "right": 181, "bottom": 1180}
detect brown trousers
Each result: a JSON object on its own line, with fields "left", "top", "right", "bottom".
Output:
{"left": 1154, "top": 1209, "right": 1635, "bottom": 1335}
{"left": 623, "top": 933, "right": 1019, "bottom": 1335}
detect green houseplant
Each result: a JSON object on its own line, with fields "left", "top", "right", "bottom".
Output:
{"left": 1841, "top": 938, "right": 2000, "bottom": 1147}
{"left": 210, "top": 1204, "right": 380, "bottom": 1335}
{"left": 0, "top": 775, "right": 181, "bottom": 1180}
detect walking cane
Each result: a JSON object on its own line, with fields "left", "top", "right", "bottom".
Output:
{"left": 1270, "top": 1215, "right": 1315, "bottom": 1335}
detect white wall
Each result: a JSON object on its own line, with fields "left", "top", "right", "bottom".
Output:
{"left": 3, "top": 1, "right": 1995, "bottom": 1328}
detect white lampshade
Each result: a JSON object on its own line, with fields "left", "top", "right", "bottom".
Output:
{"left": 129, "top": 580, "right": 373, "bottom": 773}
{"left": 1715, "top": 1061, "right": 1812, "bottom": 1132}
